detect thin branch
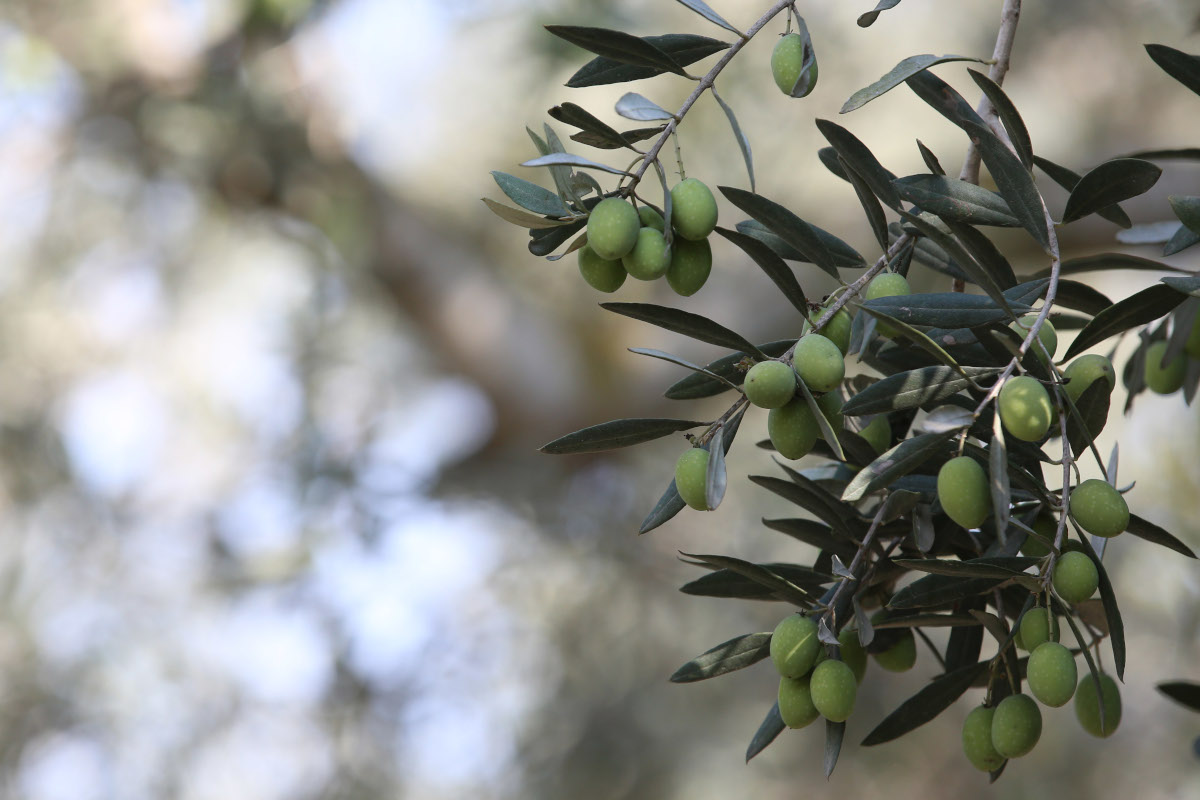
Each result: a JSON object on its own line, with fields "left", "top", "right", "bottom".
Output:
{"left": 959, "top": 0, "right": 1023, "bottom": 185}
{"left": 623, "top": 0, "right": 794, "bottom": 196}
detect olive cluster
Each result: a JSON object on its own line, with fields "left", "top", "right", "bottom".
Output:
{"left": 577, "top": 179, "right": 717, "bottom": 296}
{"left": 961, "top": 603, "right": 1122, "bottom": 771}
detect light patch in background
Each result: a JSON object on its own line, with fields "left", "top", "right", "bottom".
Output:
{"left": 19, "top": 732, "right": 111, "bottom": 800}
{"left": 58, "top": 371, "right": 170, "bottom": 497}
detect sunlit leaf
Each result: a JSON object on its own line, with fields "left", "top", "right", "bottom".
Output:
{"left": 842, "top": 54, "right": 985, "bottom": 113}
{"left": 670, "top": 633, "right": 772, "bottom": 682}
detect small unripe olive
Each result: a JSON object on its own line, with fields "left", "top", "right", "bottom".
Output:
{"left": 810, "top": 659, "right": 856, "bottom": 722}
{"left": 990, "top": 693, "right": 1042, "bottom": 758}
{"left": 586, "top": 198, "right": 640, "bottom": 260}
{"left": 793, "top": 334, "right": 845, "bottom": 393}
{"left": 621, "top": 227, "right": 671, "bottom": 280}
{"left": 937, "top": 456, "right": 990, "bottom": 529}
{"left": 816, "top": 391, "right": 845, "bottom": 438}
{"left": 768, "top": 397, "right": 820, "bottom": 459}
{"left": 669, "top": 178, "right": 718, "bottom": 241}
{"left": 803, "top": 300, "right": 853, "bottom": 355}
{"left": 638, "top": 205, "right": 665, "bottom": 232}
{"left": 577, "top": 245, "right": 627, "bottom": 293}
{"left": 1021, "top": 514, "right": 1056, "bottom": 558}
{"left": 771, "top": 613, "right": 820, "bottom": 678}
{"left": 864, "top": 273, "right": 911, "bottom": 337}
{"left": 1053, "top": 551, "right": 1098, "bottom": 603}
{"left": 1010, "top": 313, "right": 1058, "bottom": 364}
{"left": 1144, "top": 340, "right": 1186, "bottom": 394}
{"left": 1063, "top": 354, "right": 1116, "bottom": 403}
{"left": 1075, "top": 672, "right": 1122, "bottom": 737}
{"left": 1069, "top": 479, "right": 1128, "bottom": 538}
{"left": 770, "top": 33, "right": 817, "bottom": 97}
{"left": 859, "top": 415, "right": 892, "bottom": 455}
{"left": 674, "top": 448, "right": 710, "bottom": 511}
{"left": 998, "top": 375, "right": 1053, "bottom": 442}
{"left": 962, "top": 706, "right": 1006, "bottom": 772}
{"left": 1186, "top": 315, "right": 1200, "bottom": 359}
{"left": 666, "top": 237, "right": 712, "bottom": 296}
{"left": 873, "top": 629, "right": 917, "bottom": 672}
{"left": 778, "top": 675, "right": 819, "bottom": 729}
{"left": 1018, "top": 606, "right": 1059, "bottom": 651}
{"left": 744, "top": 360, "right": 796, "bottom": 409}
{"left": 1027, "top": 641, "right": 1078, "bottom": 707}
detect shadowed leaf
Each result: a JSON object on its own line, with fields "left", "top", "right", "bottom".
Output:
{"left": 670, "top": 632, "right": 772, "bottom": 682}
{"left": 861, "top": 661, "right": 990, "bottom": 745}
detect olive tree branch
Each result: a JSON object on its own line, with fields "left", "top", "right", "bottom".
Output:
{"left": 958, "top": 0, "right": 1023, "bottom": 185}
{"left": 623, "top": 0, "right": 794, "bottom": 196}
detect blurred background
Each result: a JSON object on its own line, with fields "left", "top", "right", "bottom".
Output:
{"left": 0, "top": 0, "right": 1199, "bottom": 798}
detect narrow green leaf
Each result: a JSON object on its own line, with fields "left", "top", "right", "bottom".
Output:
{"left": 570, "top": 125, "right": 664, "bottom": 150}
{"left": 546, "top": 25, "right": 685, "bottom": 75}
{"left": 967, "top": 69, "right": 1033, "bottom": 169}
{"left": 680, "top": 552, "right": 820, "bottom": 607}
{"left": 862, "top": 292, "right": 1029, "bottom": 328}
{"left": 1145, "top": 44, "right": 1200, "bottom": 98}
{"left": 1055, "top": 280, "right": 1112, "bottom": 317}
{"left": 615, "top": 92, "right": 674, "bottom": 121}
{"left": 716, "top": 228, "right": 808, "bottom": 315}
{"left": 1064, "top": 284, "right": 1186, "bottom": 359}
{"left": 890, "top": 556, "right": 1038, "bottom": 580}
{"left": 856, "top": 306, "right": 964, "bottom": 372}
{"left": 761, "top": 518, "right": 857, "bottom": 560}
{"left": 1032, "top": 155, "right": 1131, "bottom": 227}
{"left": 858, "top": 0, "right": 904, "bottom": 27}
{"left": 893, "top": 174, "right": 1019, "bottom": 227}
{"left": 681, "top": 564, "right": 834, "bottom": 599}
{"left": 1045, "top": 253, "right": 1195, "bottom": 277}
{"left": 840, "top": 155, "right": 889, "bottom": 250}
{"left": 482, "top": 198, "right": 573, "bottom": 229}
{"left": 916, "top": 140, "right": 945, "bottom": 176}
{"left": 1165, "top": 223, "right": 1200, "bottom": 256}
{"left": 946, "top": 222, "right": 1018, "bottom": 290}
{"left": 824, "top": 720, "right": 845, "bottom": 778}
{"left": 540, "top": 417, "right": 707, "bottom": 454}
{"left": 566, "top": 33, "right": 730, "bottom": 87}
{"left": 734, "top": 219, "right": 865, "bottom": 272}
{"left": 1126, "top": 514, "right": 1197, "bottom": 558}
{"left": 818, "top": 147, "right": 850, "bottom": 181}
{"left": 889, "top": 574, "right": 1006, "bottom": 609}
{"left": 712, "top": 89, "right": 755, "bottom": 192}
{"left": 1157, "top": 681, "right": 1200, "bottom": 712}
{"left": 751, "top": 475, "right": 859, "bottom": 537}
{"left": 842, "top": 366, "right": 999, "bottom": 415}
{"left": 602, "top": 302, "right": 768, "bottom": 359}
{"left": 672, "top": 0, "right": 741, "bottom": 34}
{"left": 670, "top": 633, "right": 771, "bottom": 683}
{"left": 861, "top": 661, "right": 990, "bottom": 746}
{"left": 528, "top": 126, "right": 580, "bottom": 210}
{"left": 842, "top": 54, "right": 986, "bottom": 113}
{"left": 1075, "top": 536, "right": 1125, "bottom": 680}
{"left": 720, "top": 187, "right": 838, "bottom": 276}
{"left": 1065, "top": 379, "right": 1111, "bottom": 458}
{"left": 967, "top": 121, "right": 1050, "bottom": 250}
{"left": 895, "top": 211, "right": 1014, "bottom": 311}
{"left": 745, "top": 703, "right": 785, "bottom": 762}
{"left": 1062, "top": 159, "right": 1162, "bottom": 224}
{"left": 797, "top": 377, "right": 846, "bottom": 462}
{"left": 521, "top": 152, "right": 631, "bottom": 176}
{"left": 548, "top": 103, "right": 632, "bottom": 151}
{"left": 491, "top": 171, "right": 570, "bottom": 216}
{"left": 706, "top": 426, "right": 727, "bottom": 510}
{"left": 664, "top": 339, "right": 794, "bottom": 400}
{"left": 842, "top": 430, "right": 961, "bottom": 502}
{"left": 629, "top": 347, "right": 742, "bottom": 391}
{"left": 1169, "top": 195, "right": 1200, "bottom": 234}
{"left": 1120, "top": 148, "right": 1200, "bottom": 161}
{"left": 872, "top": 612, "right": 983, "bottom": 629}
{"left": 1163, "top": 276, "right": 1200, "bottom": 297}
{"left": 814, "top": 119, "right": 901, "bottom": 208}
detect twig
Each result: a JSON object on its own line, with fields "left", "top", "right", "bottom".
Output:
{"left": 623, "top": 0, "right": 794, "bottom": 196}
{"left": 824, "top": 498, "right": 889, "bottom": 625}
{"left": 958, "top": 0, "right": 1023, "bottom": 185}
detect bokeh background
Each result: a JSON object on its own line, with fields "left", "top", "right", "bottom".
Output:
{"left": 0, "top": 0, "right": 1199, "bottom": 798}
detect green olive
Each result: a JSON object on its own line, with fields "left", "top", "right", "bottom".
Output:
{"left": 768, "top": 397, "right": 820, "bottom": 459}
{"left": 621, "top": 227, "right": 671, "bottom": 281}
{"left": 586, "top": 198, "right": 640, "bottom": 260}
{"left": 962, "top": 706, "right": 1006, "bottom": 772}
{"left": 666, "top": 237, "right": 712, "bottom": 296}
{"left": 937, "top": 456, "right": 990, "bottom": 529}
{"left": 744, "top": 360, "right": 796, "bottom": 409}
{"left": 669, "top": 179, "right": 718, "bottom": 241}
{"left": 577, "top": 245, "right": 626, "bottom": 293}
{"left": 1144, "top": 340, "right": 1185, "bottom": 394}
{"left": 809, "top": 659, "right": 856, "bottom": 722}
{"left": 1069, "top": 479, "right": 1128, "bottom": 538}
{"left": 674, "top": 448, "right": 710, "bottom": 511}
{"left": 793, "top": 334, "right": 845, "bottom": 394}
{"left": 990, "top": 694, "right": 1042, "bottom": 758}
{"left": 1075, "top": 672, "right": 1121, "bottom": 737}
{"left": 1052, "top": 551, "right": 1099, "bottom": 604}
{"left": 771, "top": 613, "right": 820, "bottom": 678}
{"left": 1027, "top": 641, "right": 1078, "bottom": 708}
{"left": 998, "top": 376, "right": 1053, "bottom": 442}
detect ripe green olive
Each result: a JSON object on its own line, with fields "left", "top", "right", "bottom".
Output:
{"left": 803, "top": 300, "right": 853, "bottom": 355}
{"left": 1075, "top": 672, "right": 1122, "bottom": 737}
{"left": 1144, "top": 340, "right": 1186, "bottom": 394}
{"left": 768, "top": 397, "right": 820, "bottom": 459}
{"left": 666, "top": 237, "right": 712, "bottom": 296}
{"left": 793, "top": 334, "right": 845, "bottom": 393}
{"left": 1018, "top": 606, "right": 1059, "bottom": 651}
{"left": 770, "top": 32, "right": 817, "bottom": 97}
{"left": 859, "top": 415, "right": 892, "bottom": 455}
{"left": 873, "top": 630, "right": 917, "bottom": 673}
{"left": 1186, "top": 315, "right": 1200, "bottom": 359}
{"left": 586, "top": 198, "right": 640, "bottom": 260}
{"left": 1052, "top": 551, "right": 1099, "bottom": 604}
{"left": 778, "top": 674, "right": 820, "bottom": 729}
{"left": 1069, "top": 479, "right": 1128, "bottom": 538}
{"left": 1010, "top": 313, "right": 1058, "bottom": 364}
{"left": 990, "top": 693, "right": 1042, "bottom": 758}
{"left": 1027, "top": 642, "right": 1078, "bottom": 708}
{"left": 937, "top": 456, "right": 990, "bottom": 529}
{"left": 669, "top": 178, "right": 718, "bottom": 241}
{"left": 638, "top": 205, "right": 665, "bottom": 233}
{"left": 674, "top": 448, "right": 710, "bottom": 511}
{"left": 998, "top": 375, "right": 1053, "bottom": 442}
{"left": 621, "top": 227, "right": 671, "bottom": 281}
{"left": 864, "top": 273, "right": 911, "bottom": 337}
{"left": 577, "top": 245, "right": 627, "bottom": 293}
{"left": 810, "top": 659, "right": 856, "bottom": 722}
{"left": 962, "top": 706, "right": 1006, "bottom": 772}
{"left": 771, "top": 613, "right": 820, "bottom": 678}
{"left": 744, "top": 360, "right": 797, "bottom": 409}
{"left": 1020, "top": 514, "right": 1056, "bottom": 558}
{"left": 1063, "top": 354, "right": 1116, "bottom": 403}
{"left": 816, "top": 391, "right": 844, "bottom": 438}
